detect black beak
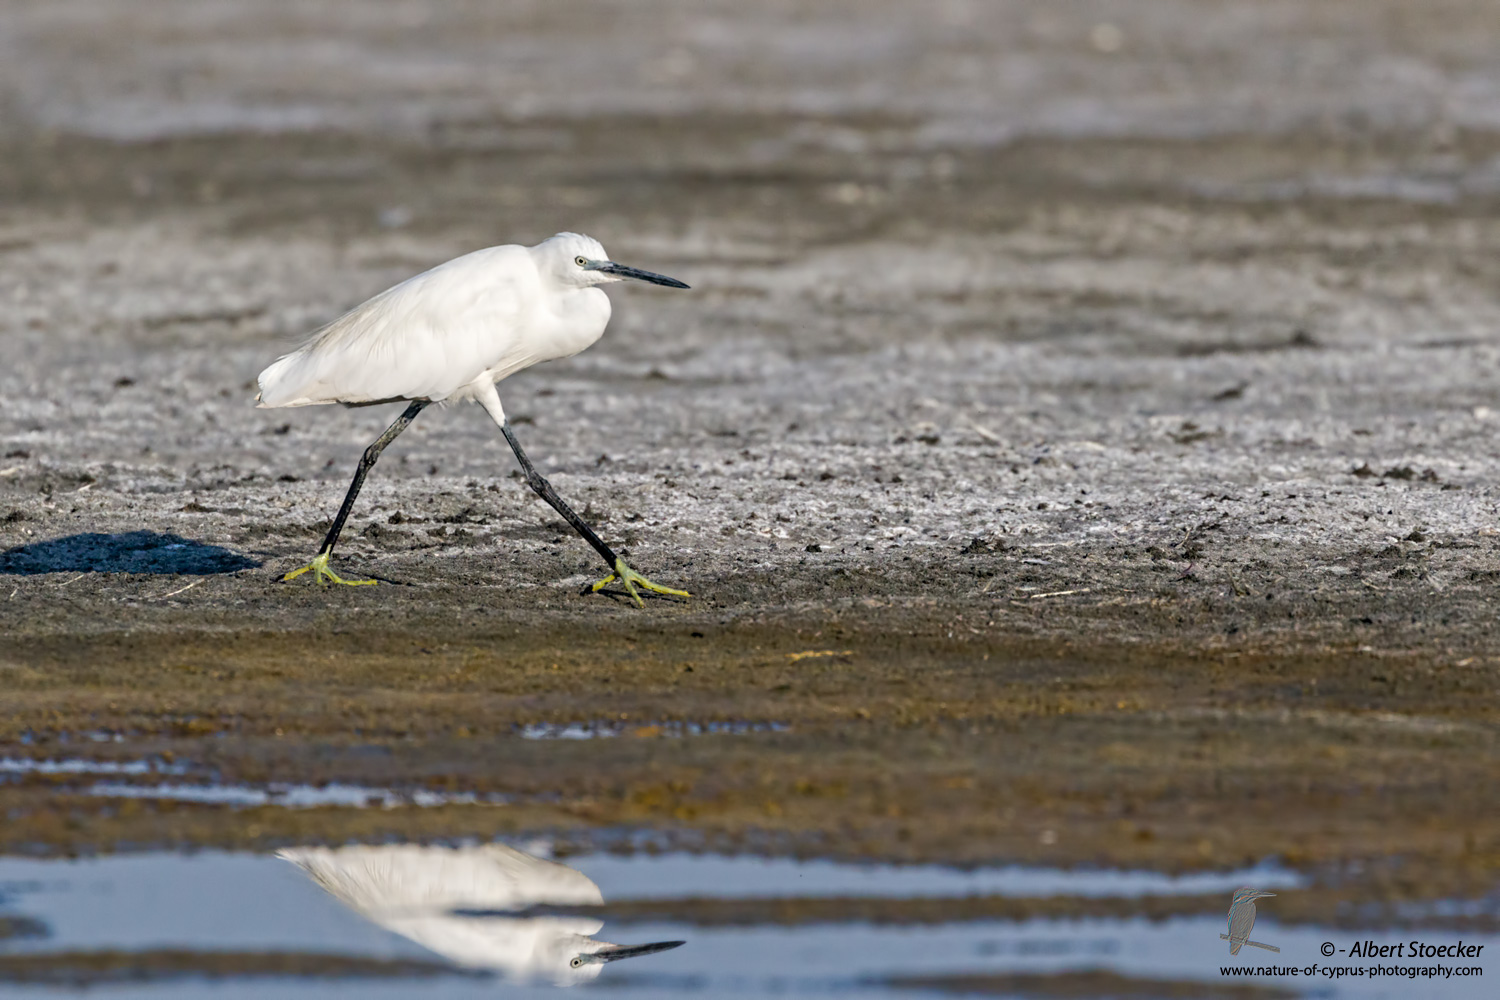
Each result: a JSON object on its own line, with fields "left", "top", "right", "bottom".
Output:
{"left": 593, "top": 940, "right": 686, "bottom": 963}
{"left": 597, "top": 262, "right": 690, "bottom": 289}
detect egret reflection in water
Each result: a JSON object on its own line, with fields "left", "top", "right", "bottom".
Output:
{"left": 277, "top": 843, "right": 683, "bottom": 986}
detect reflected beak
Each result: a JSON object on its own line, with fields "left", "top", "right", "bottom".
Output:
{"left": 592, "top": 261, "right": 690, "bottom": 289}
{"left": 581, "top": 940, "right": 686, "bottom": 966}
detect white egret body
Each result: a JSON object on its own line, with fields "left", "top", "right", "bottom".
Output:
{"left": 258, "top": 236, "right": 620, "bottom": 411}
{"left": 278, "top": 843, "right": 683, "bottom": 986}
{"left": 255, "top": 233, "right": 690, "bottom": 604}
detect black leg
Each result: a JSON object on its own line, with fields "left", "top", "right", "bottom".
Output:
{"left": 500, "top": 421, "right": 619, "bottom": 570}
{"left": 316, "top": 400, "right": 428, "bottom": 557}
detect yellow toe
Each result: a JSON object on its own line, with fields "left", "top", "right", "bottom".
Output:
{"left": 282, "top": 551, "right": 376, "bottom": 586}
{"left": 590, "top": 558, "right": 688, "bottom": 607}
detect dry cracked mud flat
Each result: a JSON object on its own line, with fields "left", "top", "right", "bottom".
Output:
{"left": 1, "top": 2, "right": 1499, "bottom": 996}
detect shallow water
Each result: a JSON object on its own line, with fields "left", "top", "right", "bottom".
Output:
{"left": 80, "top": 782, "right": 509, "bottom": 809}
{"left": 1, "top": 757, "right": 509, "bottom": 808}
{"left": 517, "top": 721, "right": 790, "bottom": 740}
{"left": 0, "top": 757, "right": 188, "bottom": 776}
{"left": 0, "top": 844, "right": 1490, "bottom": 999}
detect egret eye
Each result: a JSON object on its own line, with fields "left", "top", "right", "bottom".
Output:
{"left": 570, "top": 957, "right": 584, "bottom": 968}
{"left": 574, "top": 256, "right": 588, "bottom": 267}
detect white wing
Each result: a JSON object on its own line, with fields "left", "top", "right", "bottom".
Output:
{"left": 256, "top": 246, "right": 534, "bottom": 408}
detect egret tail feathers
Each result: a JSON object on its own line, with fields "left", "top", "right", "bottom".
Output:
{"left": 256, "top": 350, "right": 317, "bottom": 407}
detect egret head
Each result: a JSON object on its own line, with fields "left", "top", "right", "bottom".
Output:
{"left": 566, "top": 939, "right": 686, "bottom": 980}
{"left": 535, "top": 232, "right": 689, "bottom": 290}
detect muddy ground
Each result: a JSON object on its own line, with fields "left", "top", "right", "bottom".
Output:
{"left": 1, "top": 0, "right": 1498, "bottom": 919}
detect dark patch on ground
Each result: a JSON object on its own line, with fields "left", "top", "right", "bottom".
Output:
{"left": 0, "top": 531, "right": 261, "bottom": 575}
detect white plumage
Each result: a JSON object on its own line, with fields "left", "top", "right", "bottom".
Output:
{"left": 258, "top": 233, "right": 617, "bottom": 419}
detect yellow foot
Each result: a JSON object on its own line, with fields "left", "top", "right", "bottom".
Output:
{"left": 590, "top": 557, "right": 689, "bottom": 608}
{"left": 281, "top": 551, "right": 377, "bottom": 586}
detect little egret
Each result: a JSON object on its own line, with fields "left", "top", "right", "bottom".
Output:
{"left": 256, "top": 232, "right": 690, "bottom": 606}
{"left": 278, "top": 843, "right": 685, "bottom": 986}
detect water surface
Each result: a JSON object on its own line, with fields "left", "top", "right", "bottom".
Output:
{"left": 1, "top": 845, "right": 1489, "bottom": 998}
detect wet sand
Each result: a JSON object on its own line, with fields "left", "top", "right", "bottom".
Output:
{"left": 1, "top": 0, "right": 1499, "bottom": 925}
